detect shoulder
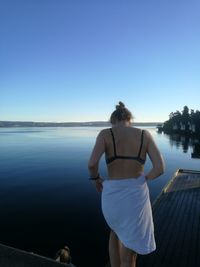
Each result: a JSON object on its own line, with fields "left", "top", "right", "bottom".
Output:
{"left": 142, "top": 129, "right": 153, "bottom": 140}
{"left": 98, "top": 128, "right": 111, "bottom": 137}
{"left": 142, "top": 129, "right": 151, "bottom": 137}
{"left": 96, "top": 128, "right": 111, "bottom": 142}
{"left": 131, "top": 127, "right": 148, "bottom": 135}
{"left": 141, "top": 129, "right": 157, "bottom": 148}
{"left": 133, "top": 128, "right": 153, "bottom": 142}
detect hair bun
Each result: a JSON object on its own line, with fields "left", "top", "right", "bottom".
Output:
{"left": 110, "top": 101, "right": 133, "bottom": 123}
{"left": 116, "top": 101, "right": 125, "bottom": 110}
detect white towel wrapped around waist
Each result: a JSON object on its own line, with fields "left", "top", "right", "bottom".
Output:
{"left": 101, "top": 175, "right": 156, "bottom": 255}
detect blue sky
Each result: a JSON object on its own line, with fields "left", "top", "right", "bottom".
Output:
{"left": 0, "top": 0, "right": 200, "bottom": 122}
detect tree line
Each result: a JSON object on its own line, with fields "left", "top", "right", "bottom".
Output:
{"left": 162, "top": 106, "right": 200, "bottom": 135}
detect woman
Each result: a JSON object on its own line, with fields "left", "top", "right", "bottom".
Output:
{"left": 88, "top": 102, "right": 165, "bottom": 267}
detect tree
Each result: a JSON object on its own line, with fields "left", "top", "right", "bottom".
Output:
{"left": 163, "top": 106, "right": 200, "bottom": 136}
{"left": 181, "top": 106, "right": 190, "bottom": 131}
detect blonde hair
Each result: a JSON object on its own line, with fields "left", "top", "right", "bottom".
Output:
{"left": 110, "top": 101, "right": 133, "bottom": 124}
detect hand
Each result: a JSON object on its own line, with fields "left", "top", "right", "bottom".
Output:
{"left": 94, "top": 177, "right": 104, "bottom": 193}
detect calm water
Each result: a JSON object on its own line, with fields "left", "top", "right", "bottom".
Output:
{"left": 0, "top": 126, "right": 200, "bottom": 267}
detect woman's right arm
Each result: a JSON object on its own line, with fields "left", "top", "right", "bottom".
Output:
{"left": 88, "top": 131, "right": 105, "bottom": 192}
{"left": 145, "top": 130, "right": 165, "bottom": 180}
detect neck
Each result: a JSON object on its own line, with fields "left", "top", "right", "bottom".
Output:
{"left": 112, "top": 120, "right": 131, "bottom": 127}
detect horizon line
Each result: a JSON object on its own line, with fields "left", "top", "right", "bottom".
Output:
{"left": 0, "top": 120, "right": 164, "bottom": 123}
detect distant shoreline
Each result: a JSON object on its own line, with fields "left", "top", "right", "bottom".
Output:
{"left": 0, "top": 121, "right": 161, "bottom": 127}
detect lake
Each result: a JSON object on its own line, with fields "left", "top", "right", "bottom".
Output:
{"left": 0, "top": 126, "right": 200, "bottom": 267}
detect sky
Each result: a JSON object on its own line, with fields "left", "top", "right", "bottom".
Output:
{"left": 0, "top": 0, "right": 200, "bottom": 122}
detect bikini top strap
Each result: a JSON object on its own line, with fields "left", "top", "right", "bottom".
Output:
{"left": 137, "top": 130, "right": 144, "bottom": 159}
{"left": 110, "top": 128, "right": 117, "bottom": 156}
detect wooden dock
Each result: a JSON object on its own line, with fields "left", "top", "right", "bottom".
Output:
{"left": 0, "top": 243, "right": 73, "bottom": 267}
{"left": 137, "top": 169, "right": 200, "bottom": 267}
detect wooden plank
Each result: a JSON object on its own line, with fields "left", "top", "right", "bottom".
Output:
{"left": 167, "top": 189, "right": 195, "bottom": 266}
{"left": 0, "top": 243, "right": 68, "bottom": 267}
{"left": 153, "top": 190, "right": 188, "bottom": 267}
{"left": 185, "top": 188, "right": 197, "bottom": 267}
{"left": 137, "top": 169, "right": 200, "bottom": 267}
{"left": 195, "top": 189, "right": 200, "bottom": 267}
{"left": 166, "top": 169, "right": 200, "bottom": 192}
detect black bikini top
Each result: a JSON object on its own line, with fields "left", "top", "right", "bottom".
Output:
{"left": 106, "top": 128, "right": 146, "bottom": 165}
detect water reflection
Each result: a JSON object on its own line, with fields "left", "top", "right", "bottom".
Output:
{"left": 166, "top": 133, "right": 200, "bottom": 158}
{"left": 192, "top": 142, "right": 200, "bottom": 159}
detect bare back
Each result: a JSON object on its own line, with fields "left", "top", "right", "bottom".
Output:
{"left": 88, "top": 124, "right": 164, "bottom": 182}
{"left": 102, "top": 126, "right": 147, "bottom": 179}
